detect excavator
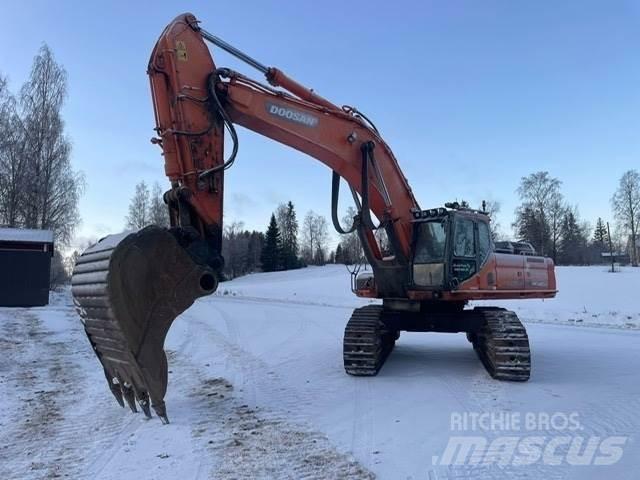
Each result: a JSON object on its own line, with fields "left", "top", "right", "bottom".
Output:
{"left": 71, "top": 13, "right": 557, "bottom": 423}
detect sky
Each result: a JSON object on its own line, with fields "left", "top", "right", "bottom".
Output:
{"left": 1, "top": 1, "right": 639, "bottom": 252}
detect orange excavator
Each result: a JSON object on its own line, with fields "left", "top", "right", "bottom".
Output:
{"left": 71, "top": 13, "right": 557, "bottom": 423}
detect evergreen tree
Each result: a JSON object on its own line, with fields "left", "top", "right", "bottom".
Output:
{"left": 593, "top": 217, "right": 608, "bottom": 247}
{"left": 514, "top": 205, "right": 548, "bottom": 255}
{"left": 559, "top": 210, "right": 588, "bottom": 265}
{"left": 335, "top": 244, "right": 344, "bottom": 264}
{"left": 261, "top": 214, "right": 282, "bottom": 272}
{"left": 276, "top": 201, "right": 300, "bottom": 269}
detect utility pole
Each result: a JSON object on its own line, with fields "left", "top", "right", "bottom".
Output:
{"left": 607, "top": 222, "right": 615, "bottom": 272}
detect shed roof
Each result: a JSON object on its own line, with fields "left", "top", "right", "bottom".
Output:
{"left": 0, "top": 228, "right": 54, "bottom": 244}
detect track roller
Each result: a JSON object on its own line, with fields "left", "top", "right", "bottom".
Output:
{"left": 471, "top": 308, "right": 531, "bottom": 382}
{"left": 343, "top": 305, "right": 396, "bottom": 376}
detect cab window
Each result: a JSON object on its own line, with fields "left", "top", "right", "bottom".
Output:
{"left": 414, "top": 221, "right": 447, "bottom": 263}
{"left": 478, "top": 221, "right": 492, "bottom": 263}
{"left": 454, "top": 218, "right": 475, "bottom": 257}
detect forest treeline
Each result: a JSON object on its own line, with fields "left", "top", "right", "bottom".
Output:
{"left": 123, "top": 166, "right": 640, "bottom": 281}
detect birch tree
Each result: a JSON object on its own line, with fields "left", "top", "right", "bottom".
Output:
{"left": 301, "top": 210, "right": 329, "bottom": 265}
{"left": 611, "top": 170, "right": 640, "bottom": 266}
{"left": 514, "top": 172, "right": 563, "bottom": 257}
{"left": 125, "top": 181, "right": 150, "bottom": 229}
{"left": 148, "top": 182, "right": 170, "bottom": 226}
{"left": 19, "top": 45, "right": 83, "bottom": 245}
{"left": 0, "top": 73, "right": 27, "bottom": 227}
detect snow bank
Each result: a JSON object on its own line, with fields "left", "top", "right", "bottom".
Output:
{"left": 216, "top": 265, "right": 377, "bottom": 308}
{"left": 481, "top": 266, "right": 640, "bottom": 329}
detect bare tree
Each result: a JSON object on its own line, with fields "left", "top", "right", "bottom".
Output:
{"left": 548, "top": 197, "right": 567, "bottom": 263}
{"left": 481, "top": 200, "right": 502, "bottom": 240}
{"left": 65, "top": 237, "right": 98, "bottom": 276}
{"left": 148, "top": 182, "right": 169, "bottom": 226}
{"left": 50, "top": 250, "right": 70, "bottom": 290}
{"left": 301, "top": 210, "right": 329, "bottom": 265}
{"left": 65, "top": 250, "right": 81, "bottom": 276}
{"left": 125, "top": 181, "right": 150, "bottom": 229}
{"left": 222, "top": 221, "right": 249, "bottom": 278}
{"left": 0, "top": 73, "right": 27, "bottom": 227}
{"left": 301, "top": 211, "right": 315, "bottom": 263}
{"left": 0, "top": 72, "right": 8, "bottom": 114}
{"left": 19, "top": 45, "right": 83, "bottom": 245}
{"left": 611, "top": 170, "right": 640, "bottom": 266}
{"left": 339, "top": 206, "right": 364, "bottom": 264}
{"left": 514, "top": 171, "right": 563, "bottom": 258}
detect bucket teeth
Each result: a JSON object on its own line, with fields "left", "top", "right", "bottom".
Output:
{"left": 71, "top": 226, "right": 218, "bottom": 423}
{"left": 153, "top": 401, "right": 170, "bottom": 424}
{"left": 137, "top": 392, "right": 153, "bottom": 419}
{"left": 122, "top": 384, "right": 138, "bottom": 413}
{"left": 104, "top": 371, "right": 125, "bottom": 408}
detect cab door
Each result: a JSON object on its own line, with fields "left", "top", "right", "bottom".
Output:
{"left": 476, "top": 219, "right": 498, "bottom": 288}
{"left": 450, "top": 216, "right": 477, "bottom": 286}
{"left": 411, "top": 219, "right": 448, "bottom": 288}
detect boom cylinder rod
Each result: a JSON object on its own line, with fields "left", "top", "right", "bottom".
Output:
{"left": 199, "top": 28, "right": 269, "bottom": 74}
{"left": 199, "top": 27, "right": 338, "bottom": 111}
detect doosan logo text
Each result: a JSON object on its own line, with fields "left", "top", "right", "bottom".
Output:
{"left": 266, "top": 102, "right": 319, "bottom": 127}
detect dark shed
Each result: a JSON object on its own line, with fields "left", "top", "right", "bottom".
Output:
{"left": 0, "top": 228, "right": 54, "bottom": 307}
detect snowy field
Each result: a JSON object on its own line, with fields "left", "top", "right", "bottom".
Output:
{"left": 1, "top": 265, "right": 639, "bottom": 479}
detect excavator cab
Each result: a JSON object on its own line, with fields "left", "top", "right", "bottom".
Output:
{"left": 411, "top": 206, "right": 493, "bottom": 291}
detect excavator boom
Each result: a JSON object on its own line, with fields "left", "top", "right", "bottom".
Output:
{"left": 146, "top": 14, "right": 419, "bottom": 268}
{"left": 72, "top": 12, "right": 556, "bottom": 422}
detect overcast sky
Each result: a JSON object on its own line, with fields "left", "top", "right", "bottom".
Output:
{"left": 1, "top": 1, "right": 639, "bottom": 251}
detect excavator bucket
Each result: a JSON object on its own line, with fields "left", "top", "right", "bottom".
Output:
{"left": 71, "top": 226, "right": 218, "bottom": 423}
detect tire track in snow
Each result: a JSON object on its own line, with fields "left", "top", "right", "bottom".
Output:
{"left": 351, "top": 379, "right": 376, "bottom": 467}
{"left": 426, "top": 335, "right": 640, "bottom": 480}
{"left": 200, "top": 298, "right": 343, "bottom": 418}
{"left": 426, "top": 343, "right": 567, "bottom": 480}
{"left": 165, "top": 306, "right": 375, "bottom": 479}
{"left": 0, "top": 305, "right": 136, "bottom": 480}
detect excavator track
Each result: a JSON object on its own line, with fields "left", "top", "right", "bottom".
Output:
{"left": 343, "top": 305, "right": 396, "bottom": 376}
{"left": 470, "top": 308, "right": 531, "bottom": 382}
{"left": 71, "top": 226, "right": 218, "bottom": 423}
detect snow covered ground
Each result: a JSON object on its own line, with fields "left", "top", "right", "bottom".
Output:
{"left": 218, "top": 265, "right": 640, "bottom": 330}
{"left": 1, "top": 265, "right": 639, "bottom": 479}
